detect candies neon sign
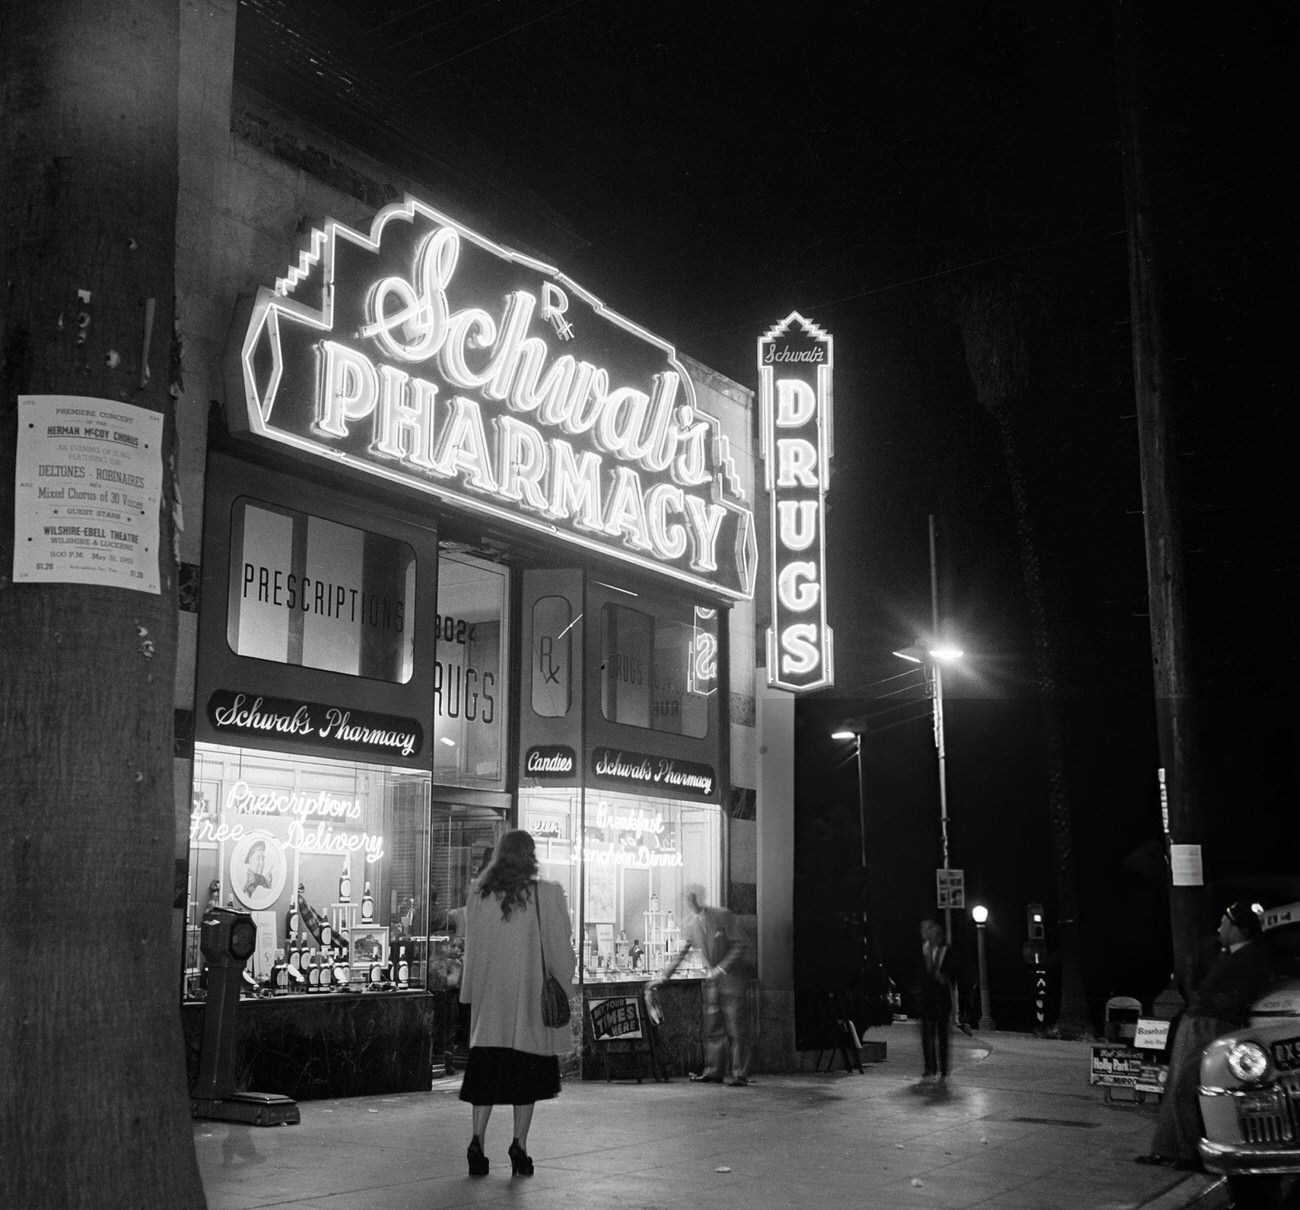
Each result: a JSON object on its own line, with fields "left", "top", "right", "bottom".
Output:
{"left": 231, "top": 196, "right": 756, "bottom": 601}
{"left": 759, "top": 312, "right": 834, "bottom": 692}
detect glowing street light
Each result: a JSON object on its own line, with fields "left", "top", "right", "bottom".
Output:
{"left": 831, "top": 728, "right": 868, "bottom": 868}
{"left": 970, "top": 904, "right": 996, "bottom": 1032}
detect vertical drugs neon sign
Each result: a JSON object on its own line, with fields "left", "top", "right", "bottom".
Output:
{"left": 758, "top": 312, "right": 834, "bottom": 692}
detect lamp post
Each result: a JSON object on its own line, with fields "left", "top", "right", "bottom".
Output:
{"left": 893, "top": 642, "right": 963, "bottom": 940}
{"left": 830, "top": 728, "right": 868, "bottom": 869}
{"left": 832, "top": 726, "right": 875, "bottom": 988}
{"left": 970, "top": 904, "right": 995, "bottom": 1032}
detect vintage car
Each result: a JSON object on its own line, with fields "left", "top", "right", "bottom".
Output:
{"left": 1199, "top": 903, "right": 1300, "bottom": 1208}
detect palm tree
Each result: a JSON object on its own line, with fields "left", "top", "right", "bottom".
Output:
{"left": 0, "top": 2, "right": 206, "bottom": 1205}
{"left": 948, "top": 272, "right": 1091, "bottom": 1034}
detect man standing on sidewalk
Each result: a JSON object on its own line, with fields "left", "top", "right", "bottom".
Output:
{"left": 1141, "top": 901, "right": 1273, "bottom": 1169}
{"left": 917, "top": 918, "right": 962, "bottom": 1082}
{"left": 652, "top": 886, "right": 754, "bottom": 1086}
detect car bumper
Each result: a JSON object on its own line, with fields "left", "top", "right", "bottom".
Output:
{"left": 1200, "top": 1139, "right": 1300, "bottom": 1177}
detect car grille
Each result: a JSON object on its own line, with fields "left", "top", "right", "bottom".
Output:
{"left": 1238, "top": 1074, "right": 1300, "bottom": 1144}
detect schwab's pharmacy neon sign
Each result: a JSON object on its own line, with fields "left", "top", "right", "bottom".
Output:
{"left": 759, "top": 312, "right": 835, "bottom": 692}
{"left": 232, "top": 196, "right": 756, "bottom": 601}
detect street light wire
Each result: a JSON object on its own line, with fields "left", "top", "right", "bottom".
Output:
{"left": 407, "top": 0, "right": 588, "bottom": 77}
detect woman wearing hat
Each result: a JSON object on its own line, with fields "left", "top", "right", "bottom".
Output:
{"left": 1140, "top": 901, "right": 1274, "bottom": 1169}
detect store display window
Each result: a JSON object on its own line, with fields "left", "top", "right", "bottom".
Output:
{"left": 600, "top": 600, "right": 717, "bottom": 739}
{"left": 432, "top": 551, "right": 508, "bottom": 789}
{"left": 184, "top": 743, "right": 431, "bottom": 1000}
{"left": 520, "top": 787, "right": 721, "bottom": 981}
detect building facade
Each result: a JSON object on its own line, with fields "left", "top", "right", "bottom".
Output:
{"left": 168, "top": 3, "right": 801, "bottom": 1098}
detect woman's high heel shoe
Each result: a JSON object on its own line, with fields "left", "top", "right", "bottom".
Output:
{"left": 467, "top": 1135, "right": 489, "bottom": 1177}
{"left": 508, "top": 1139, "right": 534, "bottom": 1177}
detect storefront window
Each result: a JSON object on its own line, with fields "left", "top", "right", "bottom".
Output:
{"left": 520, "top": 787, "right": 721, "bottom": 981}
{"left": 432, "top": 551, "right": 508, "bottom": 788}
{"left": 184, "top": 743, "right": 430, "bottom": 1000}
{"left": 600, "top": 601, "right": 717, "bottom": 738}
{"left": 227, "top": 499, "right": 416, "bottom": 683}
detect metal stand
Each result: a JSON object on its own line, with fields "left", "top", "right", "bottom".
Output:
{"left": 191, "top": 908, "right": 301, "bottom": 1126}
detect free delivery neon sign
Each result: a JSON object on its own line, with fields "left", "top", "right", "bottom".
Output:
{"left": 759, "top": 312, "right": 835, "bottom": 692}
{"left": 230, "top": 196, "right": 755, "bottom": 600}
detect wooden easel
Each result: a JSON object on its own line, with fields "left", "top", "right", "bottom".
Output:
{"left": 588, "top": 992, "right": 665, "bottom": 1083}
{"left": 815, "top": 990, "right": 864, "bottom": 1073}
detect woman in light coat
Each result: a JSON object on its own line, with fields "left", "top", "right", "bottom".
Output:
{"left": 459, "top": 829, "right": 574, "bottom": 1177}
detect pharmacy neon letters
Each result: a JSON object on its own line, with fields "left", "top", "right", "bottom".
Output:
{"left": 232, "top": 197, "right": 755, "bottom": 600}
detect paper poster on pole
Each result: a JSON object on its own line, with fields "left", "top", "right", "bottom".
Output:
{"left": 1170, "top": 844, "right": 1203, "bottom": 887}
{"left": 13, "top": 395, "right": 163, "bottom": 593}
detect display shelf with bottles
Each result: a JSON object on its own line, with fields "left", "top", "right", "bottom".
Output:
{"left": 182, "top": 743, "right": 432, "bottom": 1002}
{"left": 641, "top": 907, "right": 680, "bottom": 976}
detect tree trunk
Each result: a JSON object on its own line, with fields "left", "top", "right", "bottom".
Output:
{"left": 0, "top": 2, "right": 204, "bottom": 1207}
{"left": 951, "top": 276, "right": 1091, "bottom": 1034}
{"left": 989, "top": 415, "right": 1091, "bottom": 1034}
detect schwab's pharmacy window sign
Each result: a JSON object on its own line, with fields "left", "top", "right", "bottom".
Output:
{"left": 205, "top": 689, "right": 423, "bottom": 761}
{"left": 13, "top": 395, "right": 163, "bottom": 593}
{"left": 758, "top": 313, "right": 835, "bottom": 692}
{"left": 591, "top": 746, "right": 716, "bottom": 800}
{"left": 231, "top": 196, "right": 757, "bottom": 601}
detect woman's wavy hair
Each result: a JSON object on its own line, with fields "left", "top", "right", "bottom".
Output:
{"left": 476, "top": 829, "right": 538, "bottom": 919}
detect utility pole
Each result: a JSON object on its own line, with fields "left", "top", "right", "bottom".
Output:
{"left": 1114, "top": 0, "right": 1211, "bottom": 995}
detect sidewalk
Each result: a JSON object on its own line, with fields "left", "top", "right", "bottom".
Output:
{"left": 194, "top": 1022, "right": 1229, "bottom": 1209}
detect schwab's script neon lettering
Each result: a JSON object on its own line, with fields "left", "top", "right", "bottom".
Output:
{"left": 759, "top": 313, "right": 835, "bottom": 693}
{"left": 234, "top": 197, "right": 756, "bottom": 600}
{"left": 317, "top": 232, "right": 722, "bottom": 564}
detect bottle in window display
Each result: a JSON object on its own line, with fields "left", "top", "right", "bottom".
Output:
{"left": 272, "top": 950, "right": 288, "bottom": 992}
{"left": 298, "top": 885, "right": 327, "bottom": 945}
{"left": 361, "top": 880, "right": 375, "bottom": 923}
{"left": 320, "top": 919, "right": 333, "bottom": 950}
{"left": 288, "top": 889, "right": 302, "bottom": 940}
{"left": 338, "top": 856, "right": 352, "bottom": 903}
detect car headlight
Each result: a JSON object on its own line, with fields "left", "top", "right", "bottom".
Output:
{"left": 1226, "top": 1041, "right": 1272, "bottom": 1082}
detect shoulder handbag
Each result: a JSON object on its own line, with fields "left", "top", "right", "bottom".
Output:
{"left": 535, "top": 884, "right": 572, "bottom": 1028}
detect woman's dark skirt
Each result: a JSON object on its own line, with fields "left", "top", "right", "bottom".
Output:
{"left": 459, "top": 1047, "right": 561, "bottom": 1105}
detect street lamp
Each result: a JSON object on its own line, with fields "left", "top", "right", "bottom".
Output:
{"left": 970, "top": 904, "right": 996, "bottom": 1032}
{"left": 893, "top": 642, "right": 964, "bottom": 939}
{"left": 830, "top": 728, "right": 867, "bottom": 868}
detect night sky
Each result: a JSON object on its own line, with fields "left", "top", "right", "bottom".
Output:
{"left": 254, "top": 1, "right": 1296, "bottom": 1020}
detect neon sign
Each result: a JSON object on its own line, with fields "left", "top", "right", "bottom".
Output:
{"left": 232, "top": 196, "right": 756, "bottom": 600}
{"left": 759, "top": 312, "right": 835, "bottom": 692}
